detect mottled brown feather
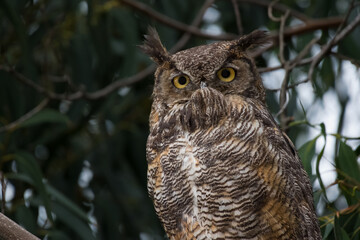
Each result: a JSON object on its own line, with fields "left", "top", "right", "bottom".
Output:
{"left": 139, "top": 27, "right": 170, "bottom": 65}
{"left": 144, "top": 28, "right": 321, "bottom": 240}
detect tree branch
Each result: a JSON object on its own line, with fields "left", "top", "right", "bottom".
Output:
{"left": 0, "top": 0, "right": 215, "bottom": 103}
{"left": 231, "top": 0, "right": 243, "bottom": 35}
{"left": 0, "top": 213, "right": 40, "bottom": 240}
{"left": 0, "top": 99, "right": 49, "bottom": 133}
{"left": 308, "top": 0, "right": 360, "bottom": 82}
{"left": 170, "top": 0, "right": 215, "bottom": 53}
{"left": 236, "top": 0, "right": 311, "bottom": 22}
{"left": 120, "top": 0, "right": 236, "bottom": 40}
{"left": 0, "top": 1, "right": 347, "bottom": 102}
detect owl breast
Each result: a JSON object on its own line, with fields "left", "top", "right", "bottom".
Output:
{"left": 147, "top": 87, "right": 315, "bottom": 240}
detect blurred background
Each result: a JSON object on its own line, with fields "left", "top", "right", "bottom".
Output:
{"left": 0, "top": 0, "right": 359, "bottom": 239}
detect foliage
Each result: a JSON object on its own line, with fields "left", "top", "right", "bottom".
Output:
{"left": 0, "top": 0, "right": 359, "bottom": 239}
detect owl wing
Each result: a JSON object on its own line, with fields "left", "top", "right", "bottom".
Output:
{"left": 249, "top": 99, "right": 321, "bottom": 239}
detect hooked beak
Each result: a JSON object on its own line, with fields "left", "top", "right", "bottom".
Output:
{"left": 200, "top": 82, "right": 207, "bottom": 89}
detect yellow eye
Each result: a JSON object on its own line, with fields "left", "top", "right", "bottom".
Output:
{"left": 173, "top": 75, "right": 190, "bottom": 89}
{"left": 217, "top": 67, "right": 236, "bottom": 82}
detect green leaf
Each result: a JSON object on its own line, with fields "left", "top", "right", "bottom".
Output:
{"left": 14, "top": 151, "right": 54, "bottom": 224}
{"left": 45, "top": 231, "right": 72, "bottom": 240}
{"left": 320, "top": 57, "right": 335, "bottom": 91}
{"left": 7, "top": 172, "right": 90, "bottom": 225}
{"left": 336, "top": 141, "right": 360, "bottom": 205}
{"left": 355, "top": 144, "right": 360, "bottom": 156}
{"left": 46, "top": 184, "right": 90, "bottom": 223}
{"left": 339, "top": 228, "right": 351, "bottom": 240}
{"left": 320, "top": 123, "right": 326, "bottom": 136}
{"left": 322, "top": 222, "right": 333, "bottom": 239}
{"left": 316, "top": 139, "right": 328, "bottom": 202}
{"left": 15, "top": 205, "right": 37, "bottom": 234}
{"left": 337, "top": 141, "right": 360, "bottom": 183}
{"left": 298, "top": 137, "right": 317, "bottom": 177}
{"left": 334, "top": 216, "right": 342, "bottom": 240}
{"left": 334, "top": 216, "right": 351, "bottom": 240}
{"left": 51, "top": 202, "right": 95, "bottom": 240}
{"left": 19, "top": 109, "right": 70, "bottom": 128}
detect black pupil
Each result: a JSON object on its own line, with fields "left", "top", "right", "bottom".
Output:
{"left": 178, "top": 76, "right": 187, "bottom": 85}
{"left": 221, "top": 69, "right": 231, "bottom": 78}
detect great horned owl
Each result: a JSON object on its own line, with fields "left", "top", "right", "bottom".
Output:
{"left": 141, "top": 28, "right": 321, "bottom": 240}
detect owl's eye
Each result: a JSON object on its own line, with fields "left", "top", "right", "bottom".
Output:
{"left": 217, "top": 67, "right": 236, "bottom": 82}
{"left": 172, "top": 75, "right": 190, "bottom": 89}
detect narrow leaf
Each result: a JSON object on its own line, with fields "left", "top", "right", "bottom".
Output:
{"left": 298, "top": 137, "right": 317, "bottom": 177}
{"left": 14, "top": 151, "right": 54, "bottom": 223}
{"left": 19, "top": 109, "right": 70, "bottom": 128}
{"left": 337, "top": 141, "right": 360, "bottom": 182}
{"left": 51, "top": 202, "right": 95, "bottom": 240}
{"left": 46, "top": 184, "right": 90, "bottom": 223}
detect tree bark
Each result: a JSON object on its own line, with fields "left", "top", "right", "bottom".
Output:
{"left": 0, "top": 213, "right": 39, "bottom": 240}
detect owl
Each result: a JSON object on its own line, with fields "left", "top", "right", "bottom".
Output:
{"left": 141, "top": 28, "right": 321, "bottom": 240}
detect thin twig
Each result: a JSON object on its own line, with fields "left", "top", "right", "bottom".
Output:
{"left": 268, "top": 0, "right": 282, "bottom": 22}
{"left": 272, "top": 5, "right": 291, "bottom": 128}
{"left": 289, "top": 37, "right": 320, "bottom": 69}
{"left": 265, "top": 3, "right": 360, "bottom": 95}
{"left": 0, "top": 0, "right": 215, "bottom": 102}
{"left": 170, "top": 0, "right": 215, "bottom": 53}
{"left": 121, "top": 0, "right": 342, "bottom": 41}
{"left": 231, "top": 0, "right": 243, "bottom": 35}
{"left": 267, "top": 77, "right": 310, "bottom": 92}
{"left": 235, "top": 0, "right": 311, "bottom": 22}
{"left": 0, "top": 1, "right": 347, "bottom": 102}
{"left": 263, "top": 38, "right": 318, "bottom": 91}
{"left": 330, "top": 51, "right": 360, "bottom": 68}
{"left": 308, "top": 0, "right": 360, "bottom": 82}
{"left": 263, "top": 37, "right": 319, "bottom": 92}
{"left": 0, "top": 99, "right": 49, "bottom": 133}
{"left": 275, "top": 89, "right": 289, "bottom": 118}
{"left": 251, "top": 16, "right": 342, "bottom": 59}
{"left": 0, "top": 172, "right": 6, "bottom": 213}
{"left": 120, "top": 0, "right": 237, "bottom": 40}
{"left": 278, "top": 10, "right": 290, "bottom": 64}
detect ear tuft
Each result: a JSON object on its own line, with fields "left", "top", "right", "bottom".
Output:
{"left": 139, "top": 27, "right": 170, "bottom": 65}
{"left": 232, "top": 30, "right": 270, "bottom": 52}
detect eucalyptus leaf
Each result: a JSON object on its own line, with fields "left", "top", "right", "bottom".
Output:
{"left": 19, "top": 109, "right": 70, "bottom": 128}
{"left": 51, "top": 202, "right": 96, "bottom": 240}
{"left": 14, "top": 151, "right": 54, "bottom": 224}
{"left": 337, "top": 141, "right": 360, "bottom": 183}
{"left": 298, "top": 137, "right": 317, "bottom": 177}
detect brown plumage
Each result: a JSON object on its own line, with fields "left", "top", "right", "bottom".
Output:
{"left": 141, "top": 28, "right": 321, "bottom": 240}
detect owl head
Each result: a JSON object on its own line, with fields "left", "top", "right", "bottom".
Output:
{"left": 140, "top": 28, "right": 269, "bottom": 109}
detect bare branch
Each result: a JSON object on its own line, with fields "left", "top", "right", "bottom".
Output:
{"left": 289, "top": 37, "right": 320, "bottom": 69}
{"left": 0, "top": 172, "right": 6, "bottom": 214}
{"left": 231, "top": 0, "right": 243, "bottom": 35}
{"left": 308, "top": 1, "right": 360, "bottom": 82}
{"left": 330, "top": 51, "right": 360, "bottom": 68}
{"left": 120, "top": 0, "right": 237, "bottom": 40}
{"left": 0, "top": 0, "right": 347, "bottom": 102}
{"left": 278, "top": 10, "right": 290, "bottom": 64}
{"left": 170, "top": 0, "right": 215, "bottom": 53}
{"left": 266, "top": 77, "right": 310, "bottom": 92}
{"left": 236, "top": 0, "right": 311, "bottom": 22}
{"left": 277, "top": 9, "right": 291, "bottom": 128}
{"left": 0, "top": 0, "right": 215, "bottom": 102}
{"left": 121, "top": 0, "right": 342, "bottom": 42}
{"left": 0, "top": 99, "right": 49, "bottom": 133}
{"left": 268, "top": 0, "right": 282, "bottom": 22}
{"left": 251, "top": 16, "right": 343, "bottom": 58}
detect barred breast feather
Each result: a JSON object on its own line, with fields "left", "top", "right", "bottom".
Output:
{"left": 146, "top": 87, "right": 320, "bottom": 240}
